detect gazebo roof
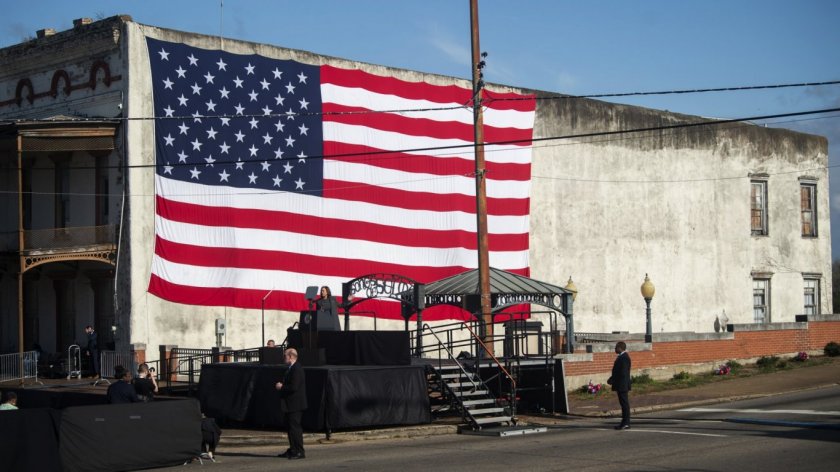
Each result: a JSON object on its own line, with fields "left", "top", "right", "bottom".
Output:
{"left": 425, "top": 267, "right": 570, "bottom": 296}
{"left": 422, "top": 267, "right": 573, "bottom": 314}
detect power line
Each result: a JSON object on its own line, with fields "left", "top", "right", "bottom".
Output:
{"left": 485, "top": 79, "right": 840, "bottom": 103}
{"left": 3, "top": 106, "right": 839, "bottom": 173}
{"left": 4, "top": 80, "right": 839, "bottom": 124}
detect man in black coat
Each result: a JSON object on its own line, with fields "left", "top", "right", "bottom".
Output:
{"left": 85, "top": 325, "right": 100, "bottom": 379}
{"left": 106, "top": 365, "right": 140, "bottom": 404}
{"left": 607, "top": 341, "right": 632, "bottom": 430}
{"left": 274, "top": 348, "right": 307, "bottom": 459}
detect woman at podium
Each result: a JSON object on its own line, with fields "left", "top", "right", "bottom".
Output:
{"left": 316, "top": 286, "right": 341, "bottom": 331}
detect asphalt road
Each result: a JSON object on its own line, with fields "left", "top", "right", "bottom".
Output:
{"left": 154, "top": 386, "right": 840, "bottom": 472}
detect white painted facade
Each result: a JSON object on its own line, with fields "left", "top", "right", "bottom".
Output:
{"left": 0, "top": 17, "right": 830, "bottom": 357}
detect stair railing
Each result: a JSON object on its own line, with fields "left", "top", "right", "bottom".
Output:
{"left": 421, "top": 323, "right": 478, "bottom": 390}
{"left": 460, "top": 321, "right": 518, "bottom": 419}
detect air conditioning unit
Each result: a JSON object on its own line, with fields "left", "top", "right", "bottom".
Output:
{"left": 215, "top": 318, "right": 226, "bottom": 335}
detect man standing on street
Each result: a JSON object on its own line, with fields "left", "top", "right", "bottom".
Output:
{"left": 607, "top": 341, "right": 632, "bottom": 430}
{"left": 275, "top": 348, "right": 307, "bottom": 460}
{"left": 85, "top": 325, "right": 100, "bottom": 379}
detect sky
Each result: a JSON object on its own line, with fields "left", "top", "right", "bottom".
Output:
{"left": 4, "top": 0, "right": 840, "bottom": 254}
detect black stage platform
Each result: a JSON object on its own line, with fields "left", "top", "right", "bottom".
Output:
{"left": 199, "top": 362, "right": 431, "bottom": 432}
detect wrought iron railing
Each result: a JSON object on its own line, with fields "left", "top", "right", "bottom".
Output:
{"left": 23, "top": 224, "right": 117, "bottom": 250}
{"left": 1, "top": 225, "right": 118, "bottom": 252}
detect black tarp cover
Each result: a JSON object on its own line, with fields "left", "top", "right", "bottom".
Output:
{"left": 59, "top": 399, "right": 202, "bottom": 472}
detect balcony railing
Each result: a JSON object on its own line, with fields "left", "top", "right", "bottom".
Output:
{"left": 0, "top": 225, "right": 118, "bottom": 252}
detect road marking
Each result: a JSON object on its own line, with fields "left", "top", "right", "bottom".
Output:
{"left": 596, "top": 428, "right": 727, "bottom": 437}
{"left": 679, "top": 408, "right": 840, "bottom": 416}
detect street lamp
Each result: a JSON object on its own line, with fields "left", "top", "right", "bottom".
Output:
{"left": 564, "top": 276, "right": 578, "bottom": 302}
{"left": 640, "top": 274, "right": 655, "bottom": 343}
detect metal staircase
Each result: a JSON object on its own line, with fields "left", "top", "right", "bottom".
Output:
{"left": 436, "top": 361, "right": 515, "bottom": 429}
{"left": 423, "top": 323, "right": 516, "bottom": 431}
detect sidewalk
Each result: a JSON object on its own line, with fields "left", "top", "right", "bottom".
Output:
{"left": 566, "top": 358, "right": 840, "bottom": 417}
{"left": 219, "top": 358, "right": 840, "bottom": 447}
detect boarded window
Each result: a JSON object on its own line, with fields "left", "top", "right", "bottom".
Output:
{"left": 801, "top": 184, "right": 816, "bottom": 237}
{"left": 751, "top": 181, "right": 767, "bottom": 235}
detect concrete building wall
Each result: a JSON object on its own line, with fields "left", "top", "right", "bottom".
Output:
{"left": 530, "top": 97, "right": 830, "bottom": 335}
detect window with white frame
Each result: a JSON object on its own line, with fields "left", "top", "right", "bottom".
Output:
{"left": 751, "top": 180, "right": 768, "bottom": 235}
{"left": 753, "top": 279, "right": 769, "bottom": 323}
{"left": 803, "top": 278, "right": 819, "bottom": 316}
{"left": 801, "top": 183, "right": 817, "bottom": 237}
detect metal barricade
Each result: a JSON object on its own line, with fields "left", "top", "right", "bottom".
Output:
{"left": 0, "top": 350, "right": 43, "bottom": 385}
{"left": 97, "top": 350, "right": 138, "bottom": 385}
{"left": 67, "top": 345, "right": 82, "bottom": 379}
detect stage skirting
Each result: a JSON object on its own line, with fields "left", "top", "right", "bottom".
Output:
{"left": 0, "top": 399, "right": 202, "bottom": 472}
{"left": 199, "top": 363, "right": 430, "bottom": 431}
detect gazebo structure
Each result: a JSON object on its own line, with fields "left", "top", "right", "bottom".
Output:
{"left": 341, "top": 268, "right": 576, "bottom": 357}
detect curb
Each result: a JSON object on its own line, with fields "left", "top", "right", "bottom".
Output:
{"left": 221, "top": 424, "right": 459, "bottom": 447}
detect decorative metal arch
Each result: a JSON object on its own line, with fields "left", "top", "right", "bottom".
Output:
{"left": 341, "top": 273, "right": 422, "bottom": 311}
{"left": 24, "top": 250, "right": 116, "bottom": 272}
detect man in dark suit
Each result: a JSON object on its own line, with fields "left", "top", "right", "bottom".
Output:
{"left": 85, "top": 325, "right": 100, "bottom": 379}
{"left": 106, "top": 365, "right": 140, "bottom": 404}
{"left": 275, "top": 348, "right": 307, "bottom": 459}
{"left": 607, "top": 341, "right": 632, "bottom": 430}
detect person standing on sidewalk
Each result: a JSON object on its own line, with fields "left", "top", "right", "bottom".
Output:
{"left": 275, "top": 348, "right": 307, "bottom": 460}
{"left": 607, "top": 341, "right": 632, "bottom": 430}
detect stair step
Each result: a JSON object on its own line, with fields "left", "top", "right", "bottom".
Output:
{"left": 466, "top": 407, "right": 505, "bottom": 415}
{"left": 445, "top": 382, "right": 479, "bottom": 390}
{"left": 474, "top": 416, "right": 513, "bottom": 425}
{"left": 460, "top": 398, "right": 495, "bottom": 406}
{"left": 435, "top": 365, "right": 468, "bottom": 371}
{"left": 455, "top": 389, "right": 489, "bottom": 397}
{"left": 440, "top": 373, "right": 474, "bottom": 380}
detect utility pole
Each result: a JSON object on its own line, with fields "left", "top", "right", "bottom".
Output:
{"left": 470, "top": 0, "right": 493, "bottom": 354}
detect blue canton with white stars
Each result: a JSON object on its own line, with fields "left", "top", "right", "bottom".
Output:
{"left": 147, "top": 38, "right": 324, "bottom": 194}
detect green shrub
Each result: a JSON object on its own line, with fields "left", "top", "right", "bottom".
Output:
{"left": 726, "top": 360, "right": 743, "bottom": 373}
{"left": 776, "top": 359, "right": 789, "bottom": 369}
{"left": 825, "top": 341, "right": 840, "bottom": 357}
{"left": 671, "top": 371, "right": 692, "bottom": 381}
{"left": 631, "top": 373, "right": 653, "bottom": 385}
{"left": 756, "top": 355, "right": 780, "bottom": 369}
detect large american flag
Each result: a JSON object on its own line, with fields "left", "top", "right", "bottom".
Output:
{"left": 146, "top": 37, "right": 536, "bottom": 320}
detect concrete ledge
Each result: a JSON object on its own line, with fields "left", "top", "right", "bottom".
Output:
{"left": 729, "top": 322, "right": 807, "bottom": 332}
{"left": 555, "top": 353, "right": 593, "bottom": 361}
{"left": 652, "top": 332, "right": 734, "bottom": 342}
{"left": 795, "top": 314, "right": 840, "bottom": 323}
{"left": 585, "top": 342, "right": 650, "bottom": 353}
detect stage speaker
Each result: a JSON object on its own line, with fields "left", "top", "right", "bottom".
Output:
{"left": 259, "top": 347, "right": 284, "bottom": 365}
{"left": 215, "top": 318, "right": 226, "bottom": 335}
{"left": 297, "top": 347, "right": 325, "bottom": 366}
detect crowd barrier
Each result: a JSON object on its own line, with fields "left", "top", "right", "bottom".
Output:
{"left": 0, "top": 350, "right": 43, "bottom": 385}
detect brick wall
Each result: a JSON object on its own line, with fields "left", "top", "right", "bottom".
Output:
{"left": 563, "top": 318, "right": 840, "bottom": 380}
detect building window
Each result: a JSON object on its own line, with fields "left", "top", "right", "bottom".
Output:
{"left": 753, "top": 279, "right": 769, "bottom": 323}
{"left": 751, "top": 181, "right": 767, "bottom": 235}
{"left": 803, "top": 278, "right": 819, "bottom": 316}
{"left": 800, "top": 183, "right": 817, "bottom": 237}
